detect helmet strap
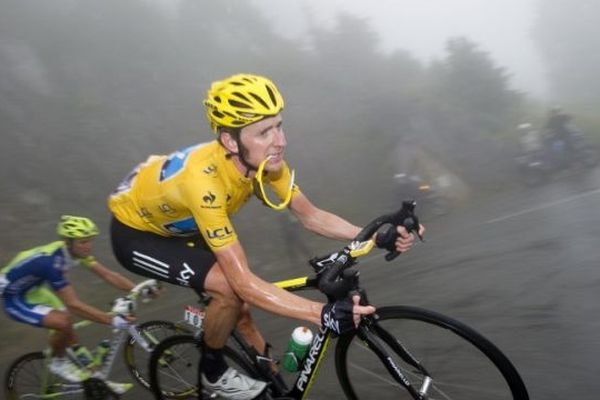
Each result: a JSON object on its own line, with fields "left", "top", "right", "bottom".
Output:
{"left": 218, "top": 128, "right": 294, "bottom": 209}
{"left": 228, "top": 153, "right": 257, "bottom": 178}
{"left": 219, "top": 128, "right": 259, "bottom": 177}
{"left": 64, "top": 238, "right": 76, "bottom": 257}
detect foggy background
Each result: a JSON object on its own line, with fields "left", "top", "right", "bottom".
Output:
{"left": 2, "top": 0, "right": 600, "bottom": 399}
{"left": 2, "top": 0, "right": 599, "bottom": 254}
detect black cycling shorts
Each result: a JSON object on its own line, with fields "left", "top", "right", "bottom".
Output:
{"left": 110, "top": 217, "right": 216, "bottom": 295}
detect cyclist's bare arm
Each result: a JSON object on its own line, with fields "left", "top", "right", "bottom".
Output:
{"left": 291, "top": 192, "right": 424, "bottom": 252}
{"left": 214, "top": 241, "right": 324, "bottom": 325}
{"left": 290, "top": 192, "right": 361, "bottom": 241}
{"left": 55, "top": 285, "right": 114, "bottom": 325}
{"left": 88, "top": 261, "right": 136, "bottom": 291}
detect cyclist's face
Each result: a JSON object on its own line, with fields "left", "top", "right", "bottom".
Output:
{"left": 239, "top": 114, "right": 286, "bottom": 172}
{"left": 67, "top": 238, "right": 94, "bottom": 258}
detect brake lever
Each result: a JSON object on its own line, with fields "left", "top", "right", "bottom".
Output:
{"left": 384, "top": 201, "right": 423, "bottom": 261}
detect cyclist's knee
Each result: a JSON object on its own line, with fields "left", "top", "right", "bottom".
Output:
{"left": 210, "top": 289, "right": 243, "bottom": 312}
{"left": 238, "top": 302, "right": 252, "bottom": 321}
{"left": 43, "top": 310, "right": 73, "bottom": 332}
{"left": 236, "top": 302, "right": 255, "bottom": 329}
{"left": 204, "top": 264, "right": 242, "bottom": 308}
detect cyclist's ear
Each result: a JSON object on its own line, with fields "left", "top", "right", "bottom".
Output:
{"left": 219, "top": 130, "right": 239, "bottom": 154}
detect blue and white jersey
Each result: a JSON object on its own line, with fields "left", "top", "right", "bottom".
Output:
{"left": 1, "top": 241, "right": 77, "bottom": 296}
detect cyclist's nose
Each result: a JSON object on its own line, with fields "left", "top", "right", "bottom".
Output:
{"left": 273, "top": 128, "right": 287, "bottom": 147}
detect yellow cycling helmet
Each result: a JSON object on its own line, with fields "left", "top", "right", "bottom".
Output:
{"left": 57, "top": 215, "right": 99, "bottom": 239}
{"left": 203, "top": 74, "right": 285, "bottom": 133}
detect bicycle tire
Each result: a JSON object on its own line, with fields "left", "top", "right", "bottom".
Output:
{"left": 149, "top": 334, "right": 257, "bottom": 400}
{"left": 335, "top": 306, "right": 529, "bottom": 400}
{"left": 4, "top": 351, "right": 87, "bottom": 400}
{"left": 123, "top": 320, "right": 186, "bottom": 392}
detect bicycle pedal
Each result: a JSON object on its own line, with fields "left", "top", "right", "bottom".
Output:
{"left": 82, "top": 377, "right": 111, "bottom": 399}
{"left": 200, "top": 389, "right": 217, "bottom": 399}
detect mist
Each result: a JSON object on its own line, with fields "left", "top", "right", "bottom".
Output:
{"left": 252, "top": 0, "right": 547, "bottom": 96}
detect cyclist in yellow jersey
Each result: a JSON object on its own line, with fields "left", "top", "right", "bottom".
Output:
{"left": 0, "top": 216, "right": 140, "bottom": 393}
{"left": 108, "top": 74, "right": 424, "bottom": 400}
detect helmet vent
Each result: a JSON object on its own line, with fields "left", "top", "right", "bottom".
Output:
{"left": 250, "top": 93, "right": 269, "bottom": 109}
{"left": 223, "top": 111, "right": 239, "bottom": 118}
{"left": 231, "top": 92, "right": 251, "bottom": 102}
{"left": 266, "top": 85, "right": 277, "bottom": 107}
{"left": 229, "top": 99, "right": 252, "bottom": 109}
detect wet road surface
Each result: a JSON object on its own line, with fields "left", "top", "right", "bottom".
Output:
{"left": 2, "top": 167, "right": 600, "bottom": 399}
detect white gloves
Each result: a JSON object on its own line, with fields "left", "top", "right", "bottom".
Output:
{"left": 139, "top": 284, "right": 160, "bottom": 301}
{"left": 111, "top": 297, "right": 134, "bottom": 315}
{"left": 111, "top": 314, "right": 130, "bottom": 330}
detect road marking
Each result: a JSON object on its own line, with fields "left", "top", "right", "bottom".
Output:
{"left": 486, "top": 187, "right": 600, "bottom": 224}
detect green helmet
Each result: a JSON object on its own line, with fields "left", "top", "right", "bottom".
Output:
{"left": 57, "top": 215, "right": 99, "bottom": 239}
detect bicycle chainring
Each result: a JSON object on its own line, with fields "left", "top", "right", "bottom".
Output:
{"left": 83, "top": 377, "right": 116, "bottom": 399}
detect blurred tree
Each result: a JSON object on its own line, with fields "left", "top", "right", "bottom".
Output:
{"left": 533, "top": 0, "right": 600, "bottom": 108}
{"left": 421, "top": 38, "right": 522, "bottom": 185}
{"left": 433, "top": 38, "right": 517, "bottom": 131}
{"left": 0, "top": 0, "right": 528, "bottom": 258}
{"left": 295, "top": 13, "right": 427, "bottom": 206}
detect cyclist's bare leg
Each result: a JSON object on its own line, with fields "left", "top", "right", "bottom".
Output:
{"left": 43, "top": 310, "right": 77, "bottom": 356}
{"left": 202, "top": 263, "right": 272, "bottom": 397}
{"left": 237, "top": 302, "right": 282, "bottom": 376}
{"left": 236, "top": 302, "right": 267, "bottom": 355}
{"left": 203, "top": 263, "right": 243, "bottom": 349}
{"left": 203, "top": 263, "right": 266, "bottom": 352}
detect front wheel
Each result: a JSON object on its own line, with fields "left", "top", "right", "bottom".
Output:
{"left": 124, "top": 320, "right": 186, "bottom": 392}
{"left": 335, "top": 306, "right": 529, "bottom": 399}
{"left": 520, "top": 164, "right": 546, "bottom": 187}
{"left": 578, "top": 146, "right": 600, "bottom": 168}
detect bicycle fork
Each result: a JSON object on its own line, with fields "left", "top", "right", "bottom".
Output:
{"left": 357, "top": 319, "right": 433, "bottom": 400}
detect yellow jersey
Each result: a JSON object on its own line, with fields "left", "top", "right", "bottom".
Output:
{"left": 108, "top": 141, "right": 299, "bottom": 251}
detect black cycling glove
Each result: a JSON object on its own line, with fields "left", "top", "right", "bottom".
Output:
{"left": 321, "top": 297, "right": 356, "bottom": 335}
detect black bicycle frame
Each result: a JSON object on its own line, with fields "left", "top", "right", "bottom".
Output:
{"left": 356, "top": 318, "right": 430, "bottom": 399}
{"left": 286, "top": 325, "right": 334, "bottom": 399}
{"left": 228, "top": 300, "right": 336, "bottom": 399}
{"left": 229, "top": 305, "right": 431, "bottom": 399}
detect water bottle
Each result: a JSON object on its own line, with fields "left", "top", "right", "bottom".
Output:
{"left": 282, "top": 326, "right": 314, "bottom": 372}
{"left": 94, "top": 339, "right": 111, "bottom": 365}
{"left": 71, "top": 345, "right": 94, "bottom": 367}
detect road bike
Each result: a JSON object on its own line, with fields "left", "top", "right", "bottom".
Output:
{"left": 4, "top": 279, "right": 183, "bottom": 399}
{"left": 149, "top": 201, "right": 530, "bottom": 399}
